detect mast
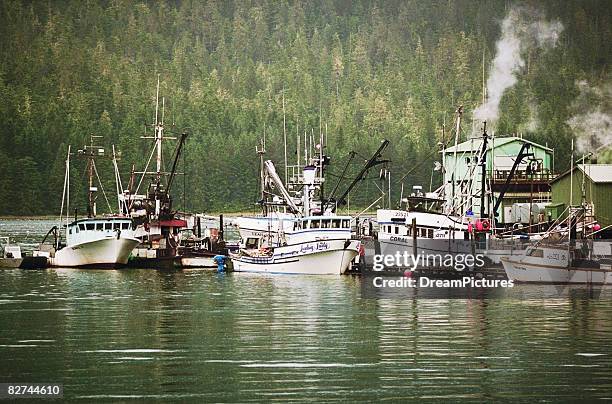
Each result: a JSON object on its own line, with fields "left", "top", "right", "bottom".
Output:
{"left": 569, "top": 138, "right": 575, "bottom": 255}
{"left": 450, "top": 106, "right": 463, "bottom": 214}
{"left": 282, "top": 90, "right": 288, "bottom": 184}
{"left": 59, "top": 146, "right": 71, "bottom": 231}
{"left": 85, "top": 135, "right": 103, "bottom": 218}
{"left": 257, "top": 127, "right": 267, "bottom": 215}
{"left": 480, "top": 122, "right": 488, "bottom": 218}
{"left": 155, "top": 76, "right": 162, "bottom": 177}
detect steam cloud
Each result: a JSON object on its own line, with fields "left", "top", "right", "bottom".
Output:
{"left": 474, "top": 7, "right": 564, "bottom": 125}
{"left": 567, "top": 80, "right": 612, "bottom": 153}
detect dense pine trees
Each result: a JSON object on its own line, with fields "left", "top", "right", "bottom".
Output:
{"left": 0, "top": 0, "right": 609, "bottom": 215}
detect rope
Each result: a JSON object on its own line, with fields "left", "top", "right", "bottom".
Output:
{"left": 92, "top": 161, "right": 113, "bottom": 214}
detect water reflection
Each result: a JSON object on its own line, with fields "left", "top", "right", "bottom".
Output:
{"left": 0, "top": 219, "right": 611, "bottom": 400}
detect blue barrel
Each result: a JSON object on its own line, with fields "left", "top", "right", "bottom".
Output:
{"left": 213, "top": 255, "right": 226, "bottom": 273}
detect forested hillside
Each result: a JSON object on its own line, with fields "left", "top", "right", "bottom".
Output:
{"left": 0, "top": 0, "right": 609, "bottom": 215}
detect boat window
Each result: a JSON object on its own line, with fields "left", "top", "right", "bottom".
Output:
{"left": 527, "top": 248, "right": 544, "bottom": 258}
{"left": 105, "top": 223, "right": 112, "bottom": 231}
{"left": 245, "top": 238, "right": 259, "bottom": 249}
{"left": 86, "top": 223, "right": 95, "bottom": 231}
{"left": 394, "top": 226, "right": 399, "bottom": 234}
{"left": 121, "top": 222, "right": 130, "bottom": 230}
{"left": 332, "top": 220, "right": 340, "bottom": 228}
{"left": 113, "top": 223, "right": 121, "bottom": 230}
{"left": 96, "top": 223, "right": 103, "bottom": 231}
{"left": 342, "top": 220, "right": 350, "bottom": 228}
{"left": 428, "top": 229, "right": 434, "bottom": 238}
{"left": 79, "top": 224, "right": 85, "bottom": 231}
{"left": 68, "top": 228, "right": 72, "bottom": 235}
{"left": 311, "top": 220, "right": 320, "bottom": 229}
{"left": 321, "top": 220, "right": 330, "bottom": 229}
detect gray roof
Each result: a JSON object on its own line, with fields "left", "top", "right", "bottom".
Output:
{"left": 442, "top": 136, "right": 553, "bottom": 153}
{"left": 577, "top": 164, "right": 612, "bottom": 183}
{"left": 551, "top": 164, "right": 612, "bottom": 184}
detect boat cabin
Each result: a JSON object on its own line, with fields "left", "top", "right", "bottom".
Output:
{"left": 292, "top": 217, "right": 351, "bottom": 231}
{"left": 66, "top": 218, "right": 133, "bottom": 244}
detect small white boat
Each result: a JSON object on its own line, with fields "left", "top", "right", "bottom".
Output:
{"left": 39, "top": 218, "right": 140, "bottom": 268}
{"left": 501, "top": 243, "right": 612, "bottom": 284}
{"left": 181, "top": 256, "right": 216, "bottom": 268}
{"left": 0, "top": 237, "right": 48, "bottom": 269}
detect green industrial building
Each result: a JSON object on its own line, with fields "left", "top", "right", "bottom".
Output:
{"left": 442, "top": 136, "right": 554, "bottom": 223}
{"left": 550, "top": 164, "right": 612, "bottom": 229}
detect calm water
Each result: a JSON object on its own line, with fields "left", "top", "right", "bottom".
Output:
{"left": 1, "top": 219, "right": 612, "bottom": 401}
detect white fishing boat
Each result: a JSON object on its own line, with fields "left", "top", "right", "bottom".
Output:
{"left": 42, "top": 218, "right": 139, "bottom": 268}
{"left": 231, "top": 165, "right": 361, "bottom": 275}
{"left": 232, "top": 236, "right": 360, "bottom": 275}
{"left": 36, "top": 139, "right": 139, "bottom": 268}
{"left": 501, "top": 243, "right": 612, "bottom": 284}
{"left": 231, "top": 128, "right": 361, "bottom": 275}
{"left": 375, "top": 112, "right": 554, "bottom": 267}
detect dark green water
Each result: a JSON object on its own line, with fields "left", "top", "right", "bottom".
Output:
{"left": 1, "top": 220, "right": 612, "bottom": 401}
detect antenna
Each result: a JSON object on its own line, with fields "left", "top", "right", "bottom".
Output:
{"left": 282, "top": 90, "right": 288, "bottom": 184}
{"left": 256, "top": 126, "right": 267, "bottom": 214}
{"left": 482, "top": 47, "right": 487, "bottom": 106}
{"left": 155, "top": 75, "right": 160, "bottom": 128}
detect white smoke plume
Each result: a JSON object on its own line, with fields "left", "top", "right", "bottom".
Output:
{"left": 474, "top": 7, "right": 564, "bottom": 125}
{"left": 567, "top": 80, "right": 612, "bottom": 154}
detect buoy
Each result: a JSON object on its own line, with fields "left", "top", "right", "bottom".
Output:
{"left": 481, "top": 219, "right": 491, "bottom": 231}
{"left": 475, "top": 220, "right": 483, "bottom": 231}
{"left": 593, "top": 224, "right": 601, "bottom": 232}
{"left": 213, "top": 255, "right": 226, "bottom": 273}
{"left": 468, "top": 223, "right": 473, "bottom": 233}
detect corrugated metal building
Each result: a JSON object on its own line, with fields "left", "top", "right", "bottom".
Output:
{"left": 442, "top": 136, "right": 553, "bottom": 222}
{"left": 550, "top": 164, "right": 612, "bottom": 228}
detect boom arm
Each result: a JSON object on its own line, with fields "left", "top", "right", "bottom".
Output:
{"left": 492, "top": 143, "right": 533, "bottom": 220}
{"left": 264, "top": 160, "right": 300, "bottom": 214}
{"left": 330, "top": 139, "right": 390, "bottom": 212}
{"left": 166, "top": 131, "right": 188, "bottom": 194}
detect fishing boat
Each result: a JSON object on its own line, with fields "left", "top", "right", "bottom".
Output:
{"left": 179, "top": 215, "right": 231, "bottom": 268}
{"left": 501, "top": 242, "right": 612, "bottom": 284}
{"left": 0, "top": 237, "right": 47, "bottom": 269}
{"left": 231, "top": 127, "right": 362, "bottom": 275}
{"left": 39, "top": 217, "right": 140, "bottom": 268}
{"left": 35, "top": 139, "right": 139, "bottom": 268}
{"left": 232, "top": 226, "right": 360, "bottom": 275}
{"left": 231, "top": 165, "right": 360, "bottom": 275}
{"left": 120, "top": 78, "right": 226, "bottom": 269}
{"left": 375, "top": 109, "right": 555, "bottom": 268}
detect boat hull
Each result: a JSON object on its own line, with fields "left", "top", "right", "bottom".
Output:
{"left": 501, "top": 258, "right": 612, "bottom": 284}
{"left": 232, "top": 239, "right": 360, "bottom": 275}
{"left": 378, "top": 238, "right": 526, "bottom": 266}
{"left": 0, "top": 258, "right": 22, "bottom": 268}
{"left": 49, "top": 237, "right": 140, "bottom": 268}
{"left": 181, "top": 256, "right": 216, "bottom": 268}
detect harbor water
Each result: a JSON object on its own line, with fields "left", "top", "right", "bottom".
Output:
{"left": 1, "top": 219, "right": 612, "bottom": 401}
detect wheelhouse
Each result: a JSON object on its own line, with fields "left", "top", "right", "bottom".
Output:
{"left": 292, "top": 217, "right": 351, "bottom": 231}
{"left": 67, "top": 218, "right": 133, "bottom": 236}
